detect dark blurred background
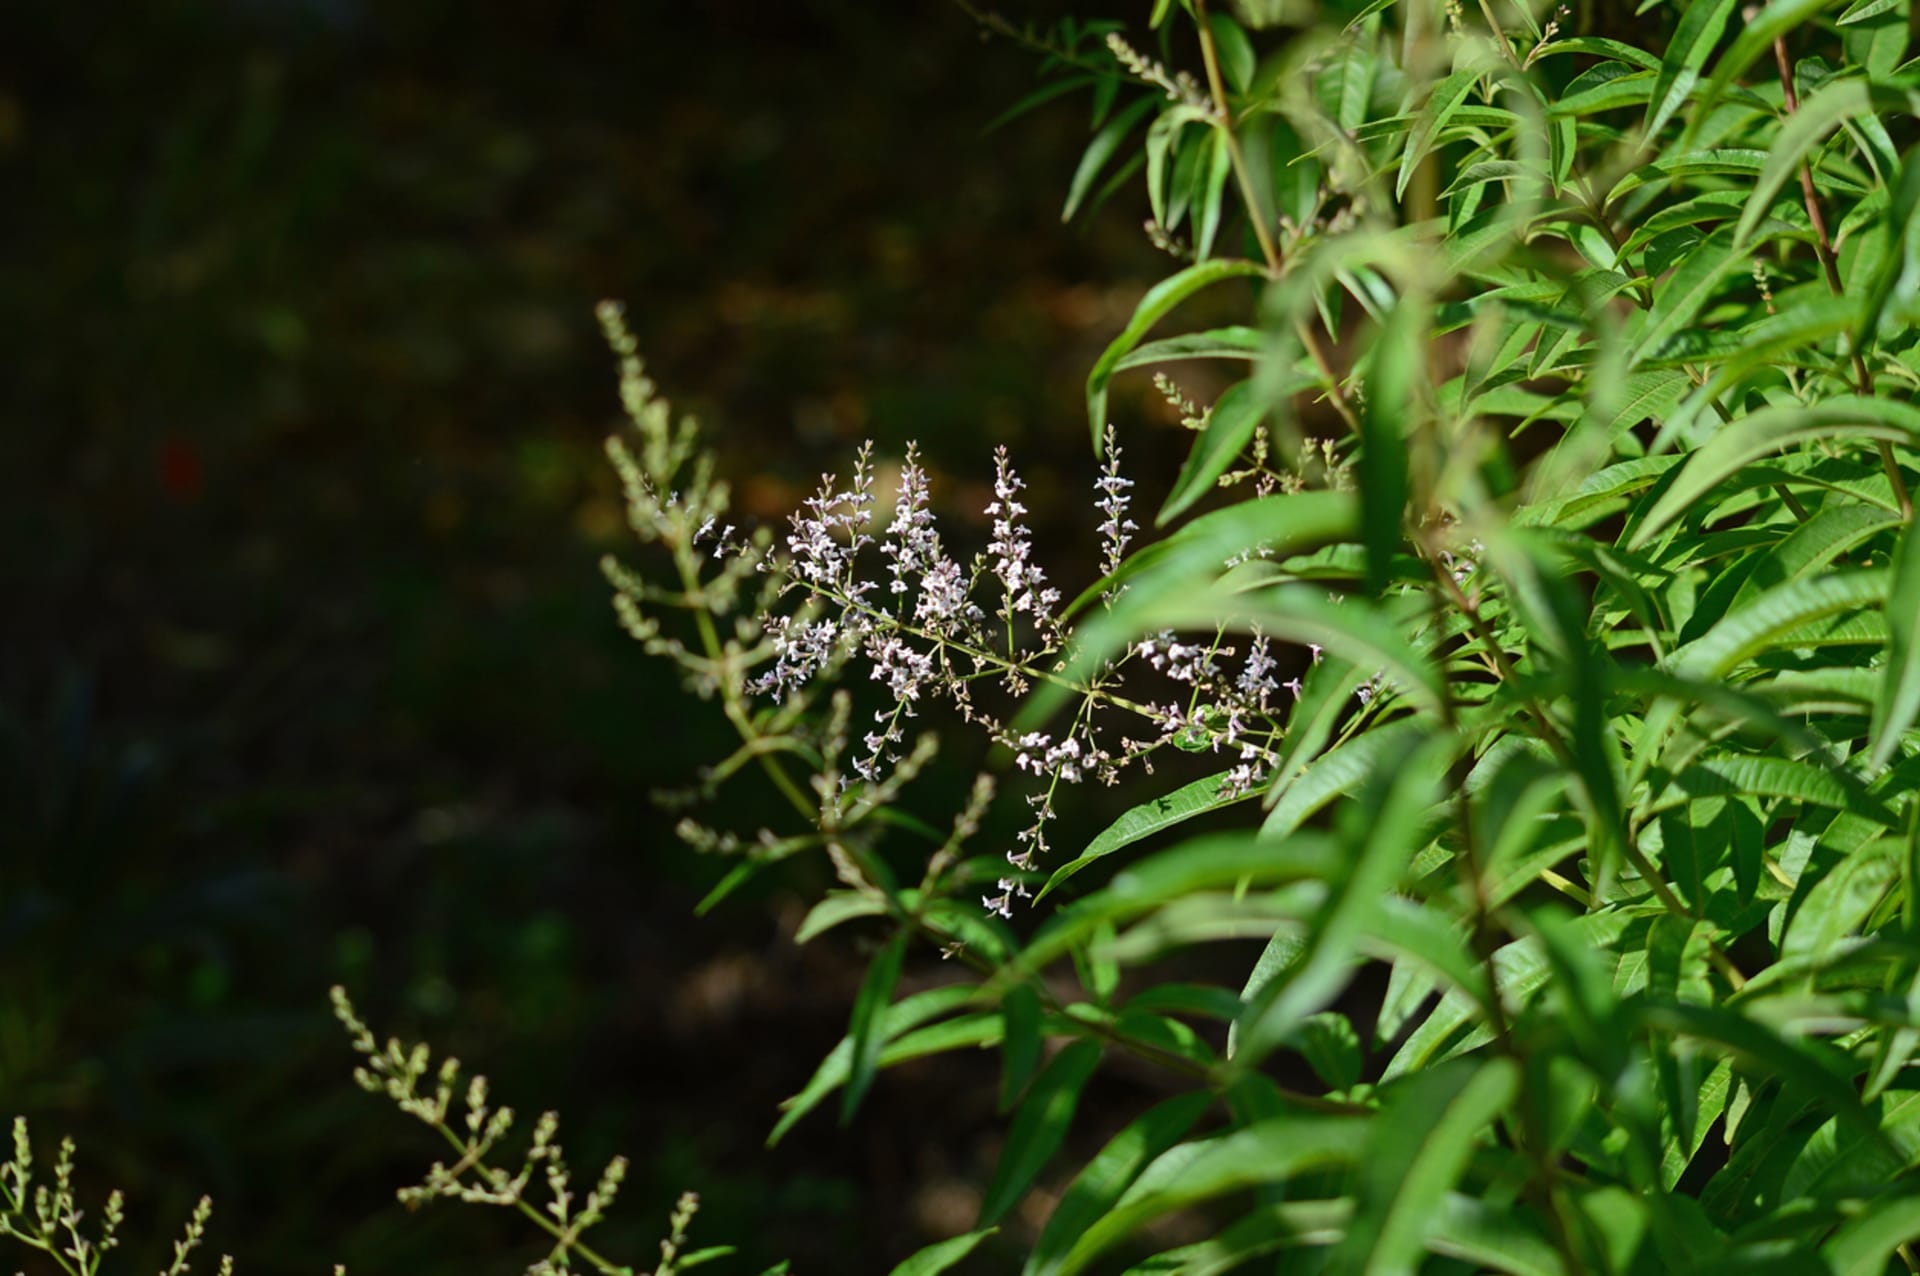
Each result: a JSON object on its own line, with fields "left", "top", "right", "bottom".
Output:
{"left": 0, "top": 0, "right": 1216, "bottom": 1270}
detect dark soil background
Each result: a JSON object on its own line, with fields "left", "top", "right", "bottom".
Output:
{"left": 0, "top": 1, "right": 1237, "bottom": 1271}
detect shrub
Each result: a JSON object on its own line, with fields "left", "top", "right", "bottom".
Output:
{"left": 19, "top": 0, "right": 1920, "bottom": 1271}
{"left": 587, "top": 0, "right": 1920, "bottom": 1269}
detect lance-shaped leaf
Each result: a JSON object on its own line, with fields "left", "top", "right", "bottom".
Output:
{"left": 1233, "top": 730, "right": 1455, "bottom": 1066}
{"left": 977, "top": 1038, "right": 1104, "bottom": 1227}
{"left": 1063, "top": 95, "right": 1156, "bottom": 223}
{"left": 843, "top": 929, "right": 910, "bottom": 1124}
{"left": 1086, "top": 258, "right": 1269, "bottom": 449}
{"left": 770, "top": 985, "right": 984, "bottom": 1146}
{"left": 1360, "top": 291, "right": 1424, "bottom": 596}
{"left": 1736, "top": 77, "right": 1873, "bottom": 251}
{"left": 1871, "top": 518, "right": 1920, "bottom": 769}
{"left": 1024, "top": 1091, "right": 1213, "bottom": 1276}
{"left": 1644, "top": 0, "right": 1737, "bottom": 142}
{"left": 1039, "top": 769, "right": 1255, "bottom": 902}
{"left": 1051, "top": 1115, "right": 1373, "bottom": 1276}
{"left": 888, "top": 1229, "right": 999, "bottom": 1276}
{"left": 1665, "top": 570, "right": 1889, "bottom": 680}
{"left": 1158, "top": 377, "right": 1299, "bottom": 526}
{"left": 1398, "top": 66, "right": 1482, "bottom": 200}
{"left": 1630, "top": 398, "right": 1920, "bottom": 549}
{"left": 1326, "top": 1056, "right": 1520, "bottom": 1276}
{"left": 1686, "top": 0, "right": 1845, "bottom": 135}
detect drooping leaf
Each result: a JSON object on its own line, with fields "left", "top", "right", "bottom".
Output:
{"left": 843, "top": 929, "right": 910, "bottom": 1124}
{"left": 1086, "top": 258, "right": 1269, "bottom": 449}
{"left": 1327, "top": 1056, "right": 1520, "bottom": 1276}
{"left": 1025, "top": 1092, "right": 1214, "bottom": 1276}
{"left": 888, "top": 1229, "right": 1000, "bottom": 1276}
{"left": 1051, "top": 1116, "right": 1373, "bottom": 1276}
{"left": 1630, "top": 399, "right": 1920, "bottom": 548}
{"left": 1040, "top": 769, "right": 1255, "bottom": 902}
{"left": 1871, "top": 517, "right": 1920, "bottom": 768}
{"left": 978, "top": 1038, "right": 1104, "bottom": 1227}
{"left": 1644, "top": 0, "right": 1738, "bottom": 142}
{"left": 1064, "top": 95, "right": 1157, "bottom": 223}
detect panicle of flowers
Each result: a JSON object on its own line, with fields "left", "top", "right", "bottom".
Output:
{"left": 882, "top": 446, "right": 940, "bottom": 603}
{"left": 788, "top": 443, "right": 879, "bottom": 599}
{"left": 1154, "top": 373, "right": 1205, "bottom": 431}
{"left": 1095, "top": 425, "right": 1138, "bottom": 599}
{"left": 1105, "top": 31, "right": 1208, "bottom": 109}
{"left": 0, "top": 1117, "right": 240, "bottom": 1276}
{"left": 987, "top": 446, "right": 1062, "bottom": 643}
{"left": 589, "top": 325, "right": 1395, "bottom": 926}
{"left": 1236, "top": 629, "right": 1280, "bottom": 711}
{"left": 331, "top": 986, "right": 653, "bottom": 1275}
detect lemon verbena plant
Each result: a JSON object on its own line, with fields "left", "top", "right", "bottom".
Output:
{"left": 337, "top": 0, "right": 1920, "bottom": 1271}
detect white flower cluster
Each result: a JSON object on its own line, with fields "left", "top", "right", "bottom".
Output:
{"left": 724, "top": 428, "right": 1392, "bottom": 919}
{"left": 986, "top": 446, "right": 1062, "bottom": 634}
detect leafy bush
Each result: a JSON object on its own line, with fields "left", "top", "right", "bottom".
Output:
{"left": 19, "top": 0, "right": 1920, "bottom": 1271}
{"left": 591, "top": 0, "right": 1920, "bottom": 1268}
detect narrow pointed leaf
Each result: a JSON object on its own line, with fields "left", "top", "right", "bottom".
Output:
{"left": 978, "top": 1038, "right": 1104, "bottom": 1227}
{"left": 1087, "top": 258, "right": 1269, "bottom": 449}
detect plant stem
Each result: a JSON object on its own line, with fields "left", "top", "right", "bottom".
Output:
{"left": 1769, "top": 34, "right": 1911, "bottom": 519}
{"left": 1192, "top": 0, "right": 1364, "bottom": 436}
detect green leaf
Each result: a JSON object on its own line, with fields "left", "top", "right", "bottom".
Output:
{"left": 1688, "top": 0, "right": 1837, "bottom": 132}
{"left": 1063, "top": 95, "right": 1157, "bottom": 223}
{"left": 1628, "top": 227, "right": 1741, "bottom": 366}
{"left": 1207, "top": 12, "right": 1257, "bottom": 90}
{"left": 1442, "top": 159, "right": 1548, "bottom": 198}
{"left": 842, "top": 929, "right": 909, "bottom": 1123}
{"left": 1052, "top": 1116, "right": 1372, "bottom": 1276}
{"left": 1194, "top": 129, "right": 1236, "bottom": 261}
{"left": 1667, "top": 570, "right": 1888, "bottom": 681}
{"left": 1782, "top": 837, "right": 1902, "bottom": 962}
{"left": 1630, "top": 398, "right": 1920, "bottom": 548}
{"left": 1015, "top": 833, "right": 1342, "bottom": 976}
{"left": 1822, "top": 1184, "right": 1920, "bottom": 1273}
{"left": 984, "top": 75, "right": 1099, "bottom": 135}
{"left": 1857, "top": 145, "right": 1920, "bottom": 350}
{"left": 677, "top": 1246, "right": 737, "bottom": 1270}
{"left": 1146, "top": 104, "right": 1210, "bottom": 229}
{"left": 770, "top": 985, "right": 988, "bottom": 1146}
{"left": 888, "top": 1229, "right": 999, "bottom": 1276}
{"left": 1736, "top": 77, "right": 1872, "bottom": 251}
{"left": 1873, "top": 519, "right": 1920, "bottom": 769}
{"left": 1040, "top": 769, "right": 1254, "bottom": 902}
{"left": 1398, "top": 67, "right": 1481, "bottom": 200}
{"left": 999, "top": 983, "right": 1044, "bottom": 1112}
{"left": 1637, "top": 1000, "right": 1877, "bottom": 1132}
{"left": 1264, "top": 720, "right": 1425, "bottom": 837}
{"left": 795, "top": 891, "right": 889, "bottom": 945}
{"left": 1535, "top": 36, "right": 1662, "bottom": 70}
{"left": 1059, "top": 485, "right": 1359, "bottom": 625}
{"left": 1235, "top": 731, "right": 1455, "bottom": 1067}
{"left": 1361, "top": 292, "right": 1424, "bottom": 596}
{"left": 1297, "top": 1012, "right": 1363, "bottom": 1090}
{"left": 1159, "top": 380, "right": 1270, "bottom": 525}
{"left": 1839, "top": 0, "right": 1903, "bottom": 19}
{"left": 1327, "top": 1056, "right": 1520, "bottom": 1276}
{"left": 1024, "top": 1092, "right": 1213, "bottom": 1276}
{"left": 978, "top": 1039, "right": 1103, "bottom": 1227}
{"left": 1551, "top": 67, "right": 1656, "bottom": 116}
{"left": 1645, "top": 0, "right": 1737, "bottom": 142}
{"left": 1113, "top": 325, "right": 1265, "bottom": 372}
{"left": 1086, "top": 258, "right": 1269, "bottom": 449}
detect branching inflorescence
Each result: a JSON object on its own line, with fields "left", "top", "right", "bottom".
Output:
{"left": 590, "top": 302, "right": 1372, "bottom": 924}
